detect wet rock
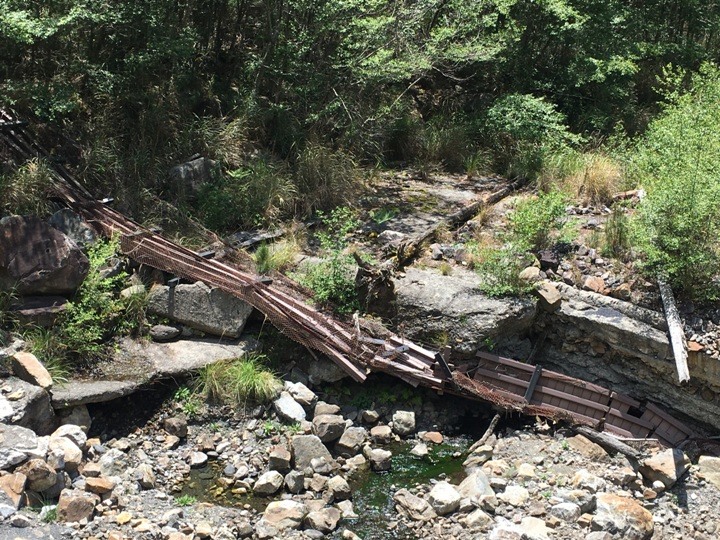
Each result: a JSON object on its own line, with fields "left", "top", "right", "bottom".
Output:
{"left": 292, "top": 435, "right": 332, "bottom": 471}
{"left": 0, "top": 215, "right": 89, "bottom": 295}
{"left": 16, "top": 459, "right": 56, "bottom": 492}
{"left": 149, "top": 325, "right": 181, "bottom": 342}
{"left": 592, "top": 493, "right": 653, "bottom": 539}
{"left": 312, "top": 414, "right": 346, "bottom": 442}
{"left": 639, "top": 448, "right": 690, "bottom": 489}
{"left": 428, "top": 481, "right": 461, "bottom": 515}
{"left": 273, "top": 392, "right": 306, "bottom": 423}
{"left": 57, "top": 489, "right": 100, "bottom": 523}
{"left": 391, "top": 410, "right": 415, "bottom": 436}
{"left": 305, "top": 507, "right": 342, "bottom": 533}
{"left": 147, "top": 281, "right": 253, "bottom": 339}
{"left": 335, "top": 427, "right": 367, "bottom": 457}
{"left": 364, "top": 446, "right": 392, "bottom": 472}
{"left": 262, "top": 500, "right": 308, "bottom": 530}
{"left": 254, "top": 471, "right": 284, "bottom": 495}
{"left": 163, "top": 416, "right": 188, "bottom": 438}
{"left": 393, "top": 488, "right": 436, "bottom": 521}
{"left": 11, "top": 352, "right": 53, "bottom": 389}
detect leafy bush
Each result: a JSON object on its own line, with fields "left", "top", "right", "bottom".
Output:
{"left": 198, "top": 159, "right": 295, "bottom": 231}
{"left": 198, "top": 354, "right": 282, "bottom": 405}
{"left": 474, "top": 244, "right": 535, "bottom": 297}
{"left": 509, "top": 191, "right": 568, "bottom": 251}
{"left": 631, "top": 65, "right": 720, "bottom": 299}
{"left": 295, "top": 207, "right": 360, "bottom": 313}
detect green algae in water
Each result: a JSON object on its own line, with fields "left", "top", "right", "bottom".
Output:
{"left": 335, "top": 439, "right": 469, "bottom": 539}
{"left": 181, "top": 439, "right": 470, "bottom": 539}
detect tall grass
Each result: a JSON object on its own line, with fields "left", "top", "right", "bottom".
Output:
{"left": 0, "top": 159, "right": 54, "bottom": 217}
{"left": 198, "top": 354, "right": 282, "bottom": 405}
{"left": 294, "top": 144, "right": 359, "bottom": 215}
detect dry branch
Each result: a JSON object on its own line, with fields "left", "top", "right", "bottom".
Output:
{"left": 658, "top": 275, "right": 690, "bottom": 384}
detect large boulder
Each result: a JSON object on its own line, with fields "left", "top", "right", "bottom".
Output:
{"left": 304, "top": 507, "right": 341, "bottom": 533}
{"left": 56, "top": 489, "right": 100, "bottom": 523}
{"left": 312, "top": 414, "right": 346, "bottom": 442}
{"left": 168, "top": 157, "right": 214, "bottom": 201}
{"left": 0, "top": 378, "right": 56, "bottom": 435}
{"left": 592, "top": 493, "right": 653, "bottom": 540}
{"left": 146, "top": 281, "right": 253, "bottom": 338}
{"left": 253, "top": 471, "right": 284, "bottom": 495}
{"left": 261, "top": 500, "right": 307, "bottom": 530}
{"left": 291, "top": 435, "right": 333, "bottom": 471}
{"left": 639, "top": 448, "right": 690, "bottom": 489}
{"left": 393, "top": 488, "right": 436, "bottom": 521}
{"left": 428, "top": 481, "right": 461, "bottom": 515}
{"left": 48, "top": 209, "right": 97, "bottom": 248}
{"left": 0, "top": 215, "right": 89, "bottom": 295}
{"left": 393, "top": 267, "right": 536, "bottom": 355}
{"left": 335, "top": 427, "right": 367, "bottom": 457}
{"left": 273, "top": 392, "right": 306, "bottom": 423}
{"left": 0, "top": 424, "right": 41, "bottom": 470}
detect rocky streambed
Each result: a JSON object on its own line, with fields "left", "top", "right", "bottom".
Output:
{"left": 0, "top": 371, "right": 719, "bottom": 540}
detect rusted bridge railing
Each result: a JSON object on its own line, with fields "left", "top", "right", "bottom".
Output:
{"left": 0, "top": 109, "right": 697, "bottom": 448}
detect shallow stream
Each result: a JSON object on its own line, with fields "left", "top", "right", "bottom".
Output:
{"left": 182, "top": 438, "right": 470, "bottom": 538}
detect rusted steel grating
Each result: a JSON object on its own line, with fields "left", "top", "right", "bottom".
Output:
{"left": 0, "top": 109, "right": 698, "bottom": 448}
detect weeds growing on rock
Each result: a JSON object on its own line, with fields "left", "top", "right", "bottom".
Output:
{"left": 198, "top": 354, "right": 282, "bottom": 406}
{"left": 175, "top": 495, "right": 196, "bottom": 507}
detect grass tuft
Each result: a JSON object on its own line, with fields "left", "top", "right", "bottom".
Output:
{"left": 198, "top": 354, "right": 282, "bottom": 405}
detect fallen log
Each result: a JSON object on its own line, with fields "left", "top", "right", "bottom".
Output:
{"left": 573, "top": 425, "right": 644, "bottom": 464}
{"left": 468, "top": 412, "right": 502, "bottom": 453}
{"left": 394, "top": 178, "right": 525, "bottom": 268}
{"left": 657, "top": 275, "right": 690, "bottom": 384}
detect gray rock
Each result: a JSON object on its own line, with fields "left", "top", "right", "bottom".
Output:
{"left": 393, "top": 267, "right": 536, "bottom": 355}
{"left": 0, "top": 423, "right": 38, "bottom": 470}
{"left": 312, "top": 414, "right": 346, "bottom": 442}
{"left": 134, "top": 463, "right": 156, "bottom": 489}
{"left": 274, "top": 392, "right": 306, "bottom": 423}
{"left": 190, "top": 452, "right": 208, "bottom": 468}
{"left": 0, "top": 215, "right": 89, "bottom": 295}
{"left": 254, "top": 471, "right": 284, "bottom": 495}
{"left": 458, "top": 471, "right": 496, "bottom": 508}
{"left": 292, "top": 435, "right": 332, "bottom": 471}
{"left": 149, "top": 325, "right": 181, "bottom": 342}
{"left": 284, "top": 470, "right": 305, "bottom": 494}
{"left": 285, "top": 381, "right": 317, "bottom": 410}
{"left": 592, "top": 493, "right": 653, "bottom": 540}
{"left": 410, "top": 442, "right": 428, "bottom": 457}
{"left": 363, "top": 446, "right": 392, "bottom": 472}
{"left": 428, "top": 481, "right": 461, "bottom": 515}
{"left": 168, "top": 157, "right": 214, "bottom": 201}
{"left": 335, "top": 427, "right": 367, "bottom": 457}
{"left": 304, "top": 507, "right": 341, "bottom": 533}
{"left": 49, "top": 209, "right": 97, "bottom": 247}
{"left": 393, "top": 488, "right": 436, "bottom": 521}
{"left": 465, "top": 508, "right": 493, "bottom": 529}
{"left": 639, "top": 448, "right": 690, "bottom": 489}
{"left": 314, "top": 401, "right": 341, "bottom": 416}
{"left": 262, "top": 500, "right": 308, "bottom": 530}
{"left": 51, "top": 424, "right": 87, "bottom": 449}
{"left": 327, "top": 475, "right": 351, "bottom": 501}
{"left": 391, "top": 410, "right": 415, "bottom": 436}
{"left": 550, "top": 502, "right": 581, "bottom": 522}
{"left": 98, "top": 448, "right": 129, "bottom": 477}
{"left": 147, "top": 281, "right": 253, "bottom": 338}
{"left": 311, "top": 457, "right": 336, "bottom": 475}
{"left": 2, "top": 378, "right": 56, "bottom": 435}
{"left": 163, "top": 417, "right": 188, "bottom": 438}
{"left": 268, "top": 446, "right": 291, "bottom": 472}
{"left": 57, "top": 405, "right": 91, "bottom": 433}
{"left": 370, "top": 425, "right": 393, "bottom": 444}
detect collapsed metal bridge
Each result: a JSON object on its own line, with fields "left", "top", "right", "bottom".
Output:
{"left": 0, "top": 110, "right": 696, "bottom": 448}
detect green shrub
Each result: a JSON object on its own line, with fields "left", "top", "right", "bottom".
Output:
{"left": 509, "top": 191, "right": 568, "bottom": 251}
{"left": 475, "top": 244, "right": 535, "bottom": 297}
{"left": 198, "top": 159, "right": 296, "bottom": 231}
{"left": 198, "top": 354, "right": 282, "bottom": 405}
{"left": 631, "top": 64, "right": 720, "bottom": 299}
{"left": 253, "top": 240, "right": 300, "bottom": 274}
{"left": 295, "top": 207, "right": 360, "bottom": 313}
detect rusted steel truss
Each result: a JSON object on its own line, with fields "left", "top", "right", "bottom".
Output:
{"left": 0, "top": 109, "right": 697, "bottom": 448}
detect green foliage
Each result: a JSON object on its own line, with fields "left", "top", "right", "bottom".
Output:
{"left": 296, "top": 207, "right": 360, "bottom": 313}
{"left": 631, "top": 65, "right": 720, "bottom": 299}
{"left": 253, "top": 240, "right": 299, "bottom": 275}
{"left": 198, "top": 160, "right": 295, "bottom": 231}
{"left": 175, "top": 495, "right": 196, "bottom": 507}
{"left": 509, "top": 191, "right": 568, "bottom": 251}
{"left": 198, "top": 354, "right": 282, "bottom": 406}
{"left": 0, "top": 159, "right": 53, "bottom": 217}
{"left": 173, "top": 386, "right": 201, "bottom": 417}
{"left": 474, "top": 244, "right": 535, "bottom": 298}
{"left": 294, "top": 144, "right": 359, "bottom": 215}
